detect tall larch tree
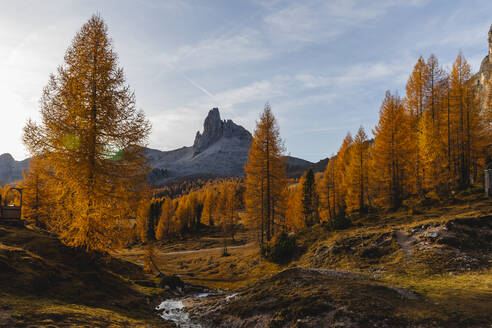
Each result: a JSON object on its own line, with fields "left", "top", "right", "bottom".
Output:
{"left": 405, "top": 56, "right": 427, "bottom": 195}
{"left": 244, "top": 104, "right": 288, "bottom": 246}
{"left": 319, "top": 157, "right": 340, "bottom": 223}
{"left": 301, "top": 169, "right": 318, "bottom": 227}
{"left": 156, "top": 197, "right": 176, "bottom": 240}
{"left": 334, "top": 133, "right": 353, "bottom": 216}
{"left": 20, "top": 156, "right": 53, "bottom": 228}
{"left": 420, "top": 55, "right": 448, "bottom": 192}
{"left": 449, "top": 52, "right": 483, "bottom": 189}
{"left": 346, "top": 126, "right": 370, "bottom": 213}
{"left": 371, "top": 91, "right": 412, "bottom": 209}
{"left": 285, "top": 183, "right": 304, "bottom": 231}
{"left": 202, "top": 188, "right": 217, "bottom": 226}
{"left": 22, "top": 15, "right": 151, "bottom": 251}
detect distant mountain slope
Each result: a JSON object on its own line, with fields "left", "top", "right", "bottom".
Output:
{"left": 0, "top": 153, "right": 29, "bottom": 185}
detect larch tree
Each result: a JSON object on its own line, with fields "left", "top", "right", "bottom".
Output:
{"left": 371, "top": 91, "right": 412, "bottom": 209}
{"left": 19, "top": 156, "right": 53, "bottom": 228}
{"left": 334, "top": 133, "right": 353, "bottom": 216}
{"left": 202, "top": 188, "right": 217, "bottom": 226}
{"left": 244, "top": 103, "right": 288, "bottom": 246}
{"left": 449, "top": 53, "right": 483, "bottom": 189}
{"left": 405, "top": 56, "right": 427, "bottom": 195}
{"left": 346, "top": 126, "right": 370, "bottom": 213}
{"left": 156, "top": 197, "right": 176, "bottom": 240}
{"left": 420, "top": 55, "right": 448, "bottom": 192}
{"left": 285, "top": 183, "right": 304, "bottom": 231}
{"left": 22, "top": 15, "right": 151, "bottom": 251}
{"left": 301, "top": 169, "right": 318, "bottom": 227}
{"left": 319, "top": 157, "right": 337, "bottom": 221}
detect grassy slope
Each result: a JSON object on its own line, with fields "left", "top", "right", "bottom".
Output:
{"left": 119, "top": 192, "right": 491, "bottom": 327}
{"left": 0, "top": 224, "right": 170, "bottom": 328}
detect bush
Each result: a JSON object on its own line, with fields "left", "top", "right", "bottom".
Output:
{"left": 263, "top": 232, "right": 297, "bottom": 264}
{"left": 321, "top": 213, "right": 350, "bottom": 231}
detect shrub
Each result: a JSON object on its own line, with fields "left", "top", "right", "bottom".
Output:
{"left": 265, "top": 232, "right": 297, "bottom": 264}
{"left": 322, "top": 213, "right": 350, "bottom": 231}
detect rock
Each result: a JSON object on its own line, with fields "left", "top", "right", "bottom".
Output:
{"left": 473, "top": 24, "right": 492, "bottom": 126}
{"left": 158, "top": 275, "right": 184, "bottom": 290}
{"left": 192, "top": 108, "right": 251, "bottom": 156}
{"left": 426, "top": 231, "right": 439, "bottom": 238}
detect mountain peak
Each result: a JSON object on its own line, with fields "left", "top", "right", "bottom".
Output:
{"left": 192, "top": 108, "right": 251, "bottom": 156}
{"left": 0, "top": 153, "right": 14, "bottom": 161}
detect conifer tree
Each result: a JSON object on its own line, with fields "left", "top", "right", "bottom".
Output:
{"left": 346, "top": 126, "right": 370, "bottom": 213}
{"left": 420, "top": 55, "right": 448, "bottom": 192}
{"left": 19, "top": 156, "right": 53, "bottom": 228}
{"left": 335, "top": 133, "right": 353, "bottom": 215}
{"left": 448, "top": 53, "right": 483, "bottom": 189}
{"left": 156, "top": 197, "right": 175, "bottom": 240}
{"left": 202, "top": 189, "right": 217, "bottom": 226}
{"left": 22, "top": 15, "right": 151, "bottom": 251}
{"left": 244, "top": 104, "right": 287, "bottom": 245}
{"left": 405, "top": 56, "right": 427, "bottom": 195}
{"left": 319, "top": 157, "right": 339, "bottom": 222}
{"left": 371, "top": 91, "right": 412, "bottom": 209}
{"left": 301, "top": 169, "right": 318, "bottom": 227}
{"left": 285, "top": 183, "right": 304, "bottom": 231}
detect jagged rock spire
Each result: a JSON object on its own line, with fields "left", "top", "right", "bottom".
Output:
{"left": 192, "top": 108, "right": 251, "bottom": 156}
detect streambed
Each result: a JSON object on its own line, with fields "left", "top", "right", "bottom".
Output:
{"left": 156, "top": 293, "right": 210, "bottom": 328}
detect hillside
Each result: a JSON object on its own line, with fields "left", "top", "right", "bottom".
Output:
{"left": 0, "top": 224, "right": 171, "bottom": 327}
{"left": 117, "top": 192, "right": 492, "bottom": 327}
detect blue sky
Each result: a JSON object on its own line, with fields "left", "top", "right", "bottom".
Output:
{"left": 0, "top": 0, "right": 490, "bottom": 162}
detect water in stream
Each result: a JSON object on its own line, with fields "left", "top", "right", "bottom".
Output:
{"left": 156, "top": 293, "right": 209, "bottom": 328}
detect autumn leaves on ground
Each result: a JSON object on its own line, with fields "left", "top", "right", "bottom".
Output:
{"left": 0, "top": 14, "right": 491, "bottom": 328}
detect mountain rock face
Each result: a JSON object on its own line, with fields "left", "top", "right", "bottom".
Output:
{"left": 474, "top": 24, "right": 492, "bottom": 121}
{"left": 192, "top": 108, "right": 251, "bottom": 156}
{"left": 146, "top": 108, "right": 313, "bottom": 185}
{"left": 0, "top": 153, "right": 29, "bottom": 185}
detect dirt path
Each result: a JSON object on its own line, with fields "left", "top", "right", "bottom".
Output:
{"left": 161, "top": 242, "right": 256, "bottom": 256}
{"left": 394, "top": 230, "right": 415, "bottom": 256}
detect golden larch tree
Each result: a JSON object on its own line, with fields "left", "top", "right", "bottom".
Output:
{"left": 420, "top": 54, "right": 448, "bottom": 192}
{"left": 22, "top": 15, "right": 151, "bottom": 251}
{"left": 405, "top": 56, "right": 427, "bottom": 195}
{"left": 448, "top": 52, "right": 484, "bottom": 189}
{"left": 244, "top": 104, "right": 288, "bottom": 245}
{"left": 371, "top": 91, "right": 412, "bottom": 209}
{"left": 346, "top": 126, "right": 370, "bottom": 213}
{"left": 156, "top": 197, "right": 176, "bottom": 240}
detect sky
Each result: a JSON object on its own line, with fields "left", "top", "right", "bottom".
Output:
{"left": 0, "top": 0, "right": 491, "bottom": 162}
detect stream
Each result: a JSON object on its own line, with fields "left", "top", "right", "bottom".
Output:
{"left": 156, "top": 293, "right": 209, "bottom": 328}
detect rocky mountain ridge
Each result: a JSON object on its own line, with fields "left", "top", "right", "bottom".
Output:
{"left": 146, "top": 108, "right": 315, "bottom": 185}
